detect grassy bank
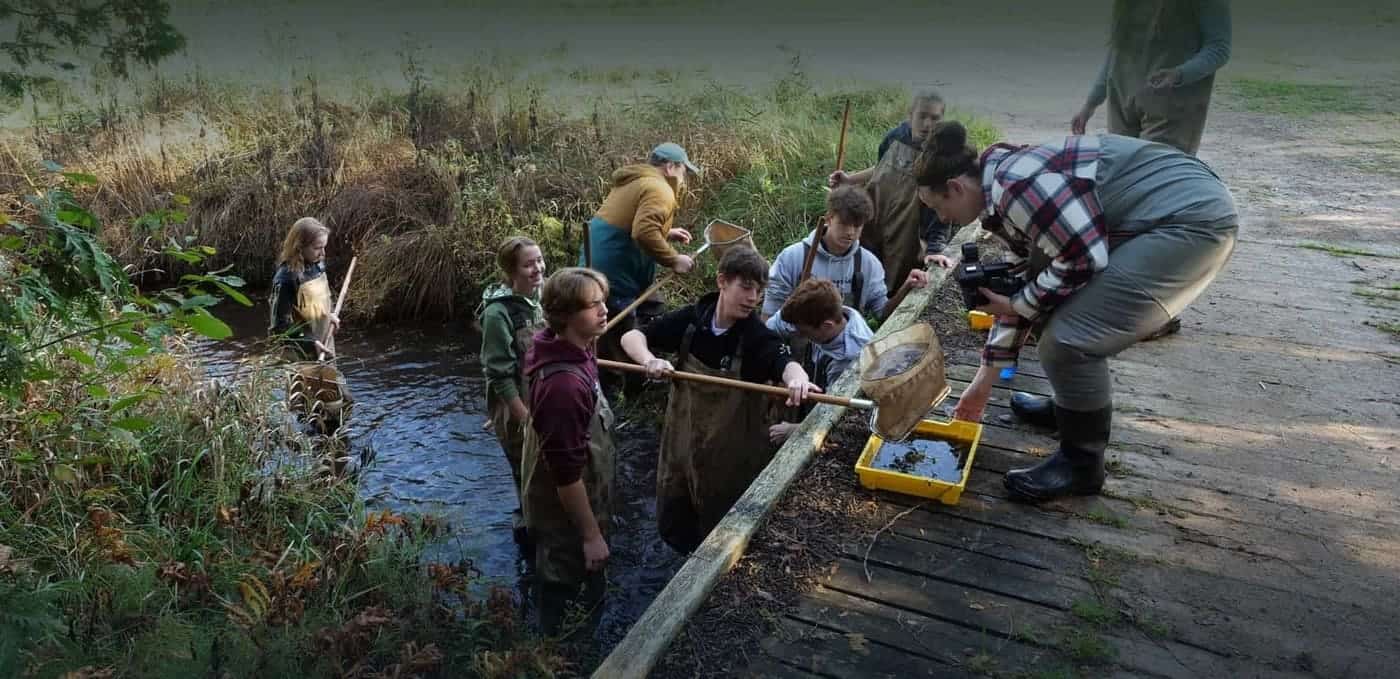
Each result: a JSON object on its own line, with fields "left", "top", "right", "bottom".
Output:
{"left": 1, "top": 61, "right": 997, "bottom": 319}
{"left": 0, "top": 173, "right": 563, "bottom": 676}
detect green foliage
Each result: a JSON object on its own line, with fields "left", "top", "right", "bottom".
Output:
{"left": 0, "top": 164, "right": 248, "bottom": 409}
{"left": 0, "top": 167, "right": 558, "bottom": 676}
{"left": 0, "top": 0, "right": 186, "bottom": 97}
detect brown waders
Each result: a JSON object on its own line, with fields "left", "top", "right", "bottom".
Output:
{"left": 864, "top": 137, "right": 926, "bottom": 292}
{"left": 656, "top": 325, "right": 773, "bottom": 553}
{"left": 1104, "top": 2, "right": 1216, "bottom": 157}
{"left": 1104, "top": 3, "right": 1217, "bottom": 341}
{"left": 521, "top": 362, "right": 616, "bottom": 635}
{"left": 486, "top": 301, "right": 544, "bottom": 544}
{"left": 598, "top": 294, "right": 665, "bottom": 404}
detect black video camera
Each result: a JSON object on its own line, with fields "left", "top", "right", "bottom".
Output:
{"left": 955, "top": 242, "right": 1022, "bottom": 309}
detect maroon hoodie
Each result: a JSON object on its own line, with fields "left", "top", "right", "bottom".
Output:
{"left": 524, "top": 328, "right": 600, "bottom": 486}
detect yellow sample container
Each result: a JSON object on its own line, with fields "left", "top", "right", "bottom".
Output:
{"left": 855, "top": 418, "right": 983, "bottom": 505}
{"left": 968, "top": 310, "right": 994, "bottom": 330}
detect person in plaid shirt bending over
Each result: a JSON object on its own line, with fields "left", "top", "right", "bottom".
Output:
{"left": 916, "top": 121, "right": 1237, "bottom": 503}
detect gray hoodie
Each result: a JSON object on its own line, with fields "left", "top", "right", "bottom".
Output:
{"left": 762, "top": 229, "right": 888, "bottom": 319}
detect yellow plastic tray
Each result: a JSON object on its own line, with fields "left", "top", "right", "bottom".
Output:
{"left": 855, "top": 417, "right": 983, "bottom": 505}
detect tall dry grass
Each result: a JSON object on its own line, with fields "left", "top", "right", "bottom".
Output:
{"left": 1, "top": 64, "right": 998, "bottom": 321}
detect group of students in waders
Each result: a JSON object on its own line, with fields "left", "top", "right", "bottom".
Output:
{"left": 268, "top": 0, "right": 1238, "bottom": 637}
{"left": 467, "top": 89, "right": 961, "bottom": 629}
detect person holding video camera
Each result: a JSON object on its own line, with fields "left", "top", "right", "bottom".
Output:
{"left": 916, "top": 121, "right": 1237, "bottom": 503}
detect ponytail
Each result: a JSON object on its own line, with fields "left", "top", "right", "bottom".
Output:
{"left": 914, "top": 121, "right": 980, "bottom": 192}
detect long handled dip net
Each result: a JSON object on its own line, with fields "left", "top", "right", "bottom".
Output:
{"left": 857, "top": 323, "right": 950, "bottom": 441}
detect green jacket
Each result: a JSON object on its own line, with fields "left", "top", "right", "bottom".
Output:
{"left": 477, "top": 284, "right": 543, "bottom": 406}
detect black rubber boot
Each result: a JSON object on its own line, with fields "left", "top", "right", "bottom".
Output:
{"left": 512, "top": 509, "right": 532, "bottom": 550}
{"left": 1003, "top": 405, "right": 1111, "bottom": 503}
{"left": 1141, "top": 316, "right": 1182, "bottom": 342}
{"left": 1009, "top": 392, "right": 1058, "bottom": 430}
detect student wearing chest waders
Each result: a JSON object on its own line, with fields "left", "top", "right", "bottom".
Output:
{"left": 478, "top": 236, "right": 546, "bottom": 547}
{"left": 269, "top": 217, "right": 340, "bottom": 359}
{"left": 829, "top": 91, "right": 959, "bottom": 290}
{"left": 620, "top": 246, "right": 820, "bottom": 552}
{"left": 582, "top": 142, "right": 699, "bottom": 402}
{"left": 761, "top": 186, "right": 928, "bottom": 321}
{"left": 522, "top": 267, "right": 615, "bottom": 634}
{"left": 1071, "top": 0, "right": 1232, "bottom": 341}
{"left": 915, "top": 122, "right": 1237, "bottom": 503}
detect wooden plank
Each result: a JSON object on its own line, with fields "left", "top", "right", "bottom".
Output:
{"left": 875, "top": 506, "right": 1400, "bottom": 678}
{"left": 966, "top": 419, "right": 1400, "bottom": 538}
{"left": 885, "top": 483, "right": 1400, "bottom": 617}
{"left": 591, "top": 227, "right": 985, "bottom": 678}
{"left": 759, "top": 614, "right": 981, "bottom": 679}
{"left": 945, "top": 357, "right": 1398, "bottom": 437}
{"left": 738, "top": 653, "right": 829, "bottom": 679}
{"left": 841, "top": 531, "right": 1093, "bottom": 610}
{"left": 821, "top": 556, "right": 1281, "bottom": 679}
{"left": 965, "top": 444, "right": 1400, "bottom": 595}
{"left": 945, "top": 376, "right": 1397, "bottom": 462}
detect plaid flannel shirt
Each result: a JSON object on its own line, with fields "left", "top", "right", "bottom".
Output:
{"left": 978, "top": 137, "right": 1108, "bottom": 368}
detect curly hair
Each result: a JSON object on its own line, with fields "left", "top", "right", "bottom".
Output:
{"left": 826, "top": 185, "right": 875, "bottom": 227}
{"left": 781, "top": 278, "right": 844, "bottom": 328}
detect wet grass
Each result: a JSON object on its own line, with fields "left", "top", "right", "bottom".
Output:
{"left": 1367, "top": 320, "right": 1400, "bottom": 340}
{"left": 1228, "top": 78, "right": 1378, "bottom": 116}
{"left": 1070, "top": 598, "right": 1120, "bottom": 627}
{"left": 1297, "top": 242, "right": 1400, "bottom": 259}
{"left": 1082, "top": 507, "right": 1130, "bottom": 529}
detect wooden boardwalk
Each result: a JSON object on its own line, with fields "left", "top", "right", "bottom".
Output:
{"left": 744, "top": 238, "right": 1400, "bottom": 678}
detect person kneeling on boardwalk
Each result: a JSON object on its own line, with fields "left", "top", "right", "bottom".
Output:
{"left": 478, "top": 236, "right": 546, "bottom": 547}
{"left": 522, "top": 267, "right": 616, "bottom": 634}
{"left": 620, "top": 245, "right": 819, "bottom": 552}
{"left": 915, "top": 122, "right": 1237, "bottom": 503}
{"left": 764, "top": 278, "right": 873, "bottom": 444}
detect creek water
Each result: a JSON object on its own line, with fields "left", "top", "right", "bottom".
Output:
{"left": 202, "top": 302, "right": 683, "bottom": 655}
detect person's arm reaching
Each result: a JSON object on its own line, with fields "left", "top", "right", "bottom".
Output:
{"left": 631, "top": 182, "right": 681, "bottom": 267}
{"left": 621, "top": 329, "right": 674, "bottom": 378}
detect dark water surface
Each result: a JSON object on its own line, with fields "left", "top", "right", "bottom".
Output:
{"left": 203, "top": 303, "right": 683, "bottom": 655}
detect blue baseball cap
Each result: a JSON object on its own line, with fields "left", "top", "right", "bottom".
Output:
{"left": 650, "top": 142, "right": 700, "bottom": 175}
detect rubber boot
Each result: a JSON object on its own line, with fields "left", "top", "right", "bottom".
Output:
{"left": 1141, "top": 316, "right": 1182, "bottom": 342}
{"left": 1009, "top": 392, "right": 1057, "bottom": 430}
{"left": 512, "top": 509, "right": 532, "bottom": 550}
{"left": 1003, "top": 405, "right": 1111, "bottom": 503}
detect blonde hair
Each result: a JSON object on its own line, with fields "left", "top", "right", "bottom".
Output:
{"left": 541, "top": 268, "right": 609, "bottom": 333}
{"left": 496, "top": 235, "right": 539, "bottom": 284}
{"left": 277, "top": 217, "right": 330, "bottom": 273}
